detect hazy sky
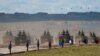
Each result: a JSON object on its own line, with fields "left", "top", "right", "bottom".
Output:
{"left": 0, "top": 0, "right": 100, "bottom": 14}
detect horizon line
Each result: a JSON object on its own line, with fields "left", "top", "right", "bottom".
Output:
{"left": 0, "top": 11, "right": 100, "bottom": 14}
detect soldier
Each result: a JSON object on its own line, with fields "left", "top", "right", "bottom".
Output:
{"left": 8, "top": 41, "right": 12, "bottom": 55}
{"left": 79, "top": 40, "right": 81, "bottom": 46}
{"left": 26, "top": 40, "right": 29, "bottom": 51}
{"left": 48, "top": 40, "right": 52, "bottom": 49}
{"left": 37, "top": 40, "right": 40, "bottom": 50}
{"left": 61, "top": 39, "right": 64, "bottom": 48}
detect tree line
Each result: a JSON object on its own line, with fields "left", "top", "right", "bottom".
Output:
{"left": 7, "top": 30, "right": 100, "bottom": 55}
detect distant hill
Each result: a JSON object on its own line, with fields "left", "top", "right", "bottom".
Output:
{"left": 0, "top": 12, "right": 100, "bottom": 22}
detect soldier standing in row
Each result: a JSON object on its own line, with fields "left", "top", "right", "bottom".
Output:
{"left": 48, "top": 40, "right": 52, "bottom": 49}
{"left": 37, "top": 40, "right": 40, "bottom": 50}
{"left": 8, "top": 41, "right": 12, "bottom": 55}
{"left": 26, "top": 40, "right": 29, "bottom": 51}
{"left": 61, "top": 39, "right": 64, "bottom": 48}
